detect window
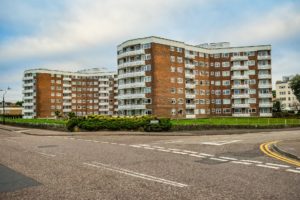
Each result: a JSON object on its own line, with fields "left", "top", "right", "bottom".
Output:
{"left": 170, "top": 46, "right": 175, "bottom": 51}
{"left": 215, "top": 90, "right": 221, "bottom": 95}
{"left": 249, "top": 98, "right": 256, "bottom": 104}
{"left": 216, "top": 99, "right": 222, "bottom": 104}
{"left": 214, "top": 54, "right": 220, "bottom": 58}
{"left": 177, "top": 47, "right": 182, "bottom": 53}
{"left": 223, "top": 89, "right": 231, "bottom": 95}
{"left": 215, "top": 81, "right": 221, "bottom": 86}
{"left": 171, "top": 98, "right": 176, "bottom": 104}
{"left": 170, "top": 56, "right": 175, "bottom": 62}
{"left": 170, "top": 88, "right": 176, "bottom": 94}
{"left": 170, "top": 78, "right": 175, "bottom": 83}
{"left": 249, "top": 79, "right": 256, "bottom": 85}
{"left": 249, "top": 89, "right": 256, "bottom": 94}
{"left": 248, "top": 60, "right": 255, "bottom": 66}
{"left": 177, "top": 88, "right": 183, "bottom": 94}
{"left": 177, "top": 78, "right": 183, "bottom": 84}
{"left": 177, "top": 67, "right": 183, "bottom": 73}
{"left": 171, "top": 66, "right": 176, "bottom": 72}
{"left": 171, "top": 109, "right": 176, "bottom": 115}
{"left": 248, "top": 70, "right": 256, "bottom": 75}
{"left": 210, "top": 63, "right": 214, "bottom": 67}
{"left": 145, "top": 76, "right": 151, "bottom": 82}
{"left": 216, "top": 109, "right": 222, "bottom": 114}
{"left": 143, "top": 43, "right": 151, "bottom": 49}
{"left": 222, "top": 71, "right": 230, "bottom": 77}
{"left": 177, "top": 57, "right": 183, "bottom": 63}
{"left": 223, "top": 99, "right": 231, "bottom": 104}
{"left": 144, "top": 87, "right": 151, "bottom": 93}
{"left": 56, "top": 80, "right": 61, "bottom": 84}
{"left": 223, "top": 108, "right": 231, "bottom": 113}
{"left": 145, "top": 54, "right": 151, "bottom": 60}
{"left": 215, "top": 71, "right": 220, "bottom": 77}
{"left": 178, "top": 98, "right": 184, "bottom": 104}
{"left": 215, "top": 62, "right": 220, "bottom": 67}
{"left": 143, "top": 98, "right": 152, "bottom": 104}
{"left": 142, "top": 65, "right": 151, "bottom": 71}
{"left": 222, "top": 53, "right": 229, "bottom": 58}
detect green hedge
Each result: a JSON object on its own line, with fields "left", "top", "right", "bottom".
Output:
{"left": 66, "top": 115, "right": 172, "bottom": 132}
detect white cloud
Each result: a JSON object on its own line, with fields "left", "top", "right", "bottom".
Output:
{"left": 216, "top": 4, "right": 300, "bottom": 45}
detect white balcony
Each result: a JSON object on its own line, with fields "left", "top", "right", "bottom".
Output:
{"left": 185, "top": 63, "right": 195, "bottom": 69}
{"left": 232, "top": 113, "right": 250, "bottom": 117}
{"left": 99, "top": 96, "right": 109, "bottom": 99}
{"left": 259, "top": 93, "right": 272, "bottom": 98}
{"left": 118, "top": 71, "right": 145, "bottom": 79}
{"left": 63, "top": 109, "right": 72, "bottom": 112}
{"left": 258, "top": 74, "right": 272, "bottom": 79}
{"left": 231, "top": 75, "right": 249, "bottom": 80}
{"left": 186, "top": 114, "right": 196, "bottom": 119}
{"left": 23, "top": 102, "right": 34, "bottom": 107}
{"left": 118, "top": 82, "right": 145, "bottom": 89}
{"left": 117, "top": 49, "right": 145, "bottom": 59}
{"left": 258, "top": 64, "right": 271, "bottom": 70}
{"left": 185, "top": 83, "right": 196, "bottom": 89}
{"left": 63, "top": 83, "right": 71, "bottom": 87}
{"left": 23, "top": 89, "right": 34, "bottom": 94}
{"left": 117, "top": 93, "right": 145, "bottom": 99}
{"left": 118, "top": 104, "right": 146, "bottom": 110}
{"left": 99, "top": 78, "right": 109, "bottom": 82}
{"left": 259, "top": 103, "right": 273, "bottom": 107}
{"left": 258, "top": 84, "right": 272, "bottom": 89}
{"left": 63, "top": 90, "right": 72, "bottom": 94}
{"left": 23, "top": 82, "right": 34, "bottom": 87}
{"left": 185, "top": 94, "right": 196, "bottom": 99}
{"left": 231, "top": 55, "right": 248, "bottom": 61}
{"left": 99, "top": 102, "right": 109, "bottom": 106}
{"left": 185, "top": 54, "right": 195, "bottom": 59}
{"left": 232, "top": 84, "right": 249, "bottom": 89}
{"left": 63, "top": 77, "right": 72, "bottom": 81}
{"left": 231, "top": 65, "right": 249, "bottom": 71}
{"left": 258, "top": 55, "right": 271, "bottom": 60}
{"left": 23, "top": 76, "right": 34, "bottom": 81}
{"left": 99, "top": 84, "right": 109, "bottom": 87}
{"left": 99, "top": 90, "right": 109, "bottom": 94}
{"left": 23, "top": 108, "right": 35, "bottom": 113}
{"left": 259, "top": 113, "right": 272, "bottom": 117}
{"left": 23, "top": 96, "right": 33, "bottom": 100}
{"left": 63, "top": 102, "right": 72, "bottom": 106}
{"left": 99, "top": 108, "right": 109, "bottom": 112}
{"left": 63, "top": 96, "right": 72, "bottom": 100}
{"left": 232, "top": 103, "right": 250, "bottom": 108}
{"left": 118, "top": 60, "right": 146, "bottom": 69}
{"left": 185, "top": 73, "right": 195, "bottom": 79}
{"left": 186, "top": 104, "right": 196, "bottom": 109}
{"left": 232, "top": 94, "right": 250, "bottom": 99}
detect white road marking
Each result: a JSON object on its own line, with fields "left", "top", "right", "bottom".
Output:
{"left": 83, "top": 162, "right": 188, "bottom": 188}
{"left": 36, "top": 152, "right": 56, "bottom": 157}
{"left": 172, "top": 151, "right": 187, "bottom": 155}
{"left": 130, "top": 145, "right": 141, "bottom": 148}
{"left": 256, "top": 164, "right": 279, "bottom": 169}
{"left": 297, "top": 167, "right": 300, "bottom": 170}
{"left": 189, "top": 154, "right": 205, "bottom": 158}
{"left": 102, "top": 142, "right": 109, "bottom": 144}
{"left": 119, "top": 144, "right": 126, "bottom": 146}
{"left": 14, "top": 129, "right": 30, "bottom": 133}
{"left": 265, "top": 163, "right": 290, "bottom": 168}
{"left": 286, "top": 169, "right": 300, "bottom": 174}
{"left": 219, "top": 157, "right": 238, "bottom": 161}
{"left": 152, "top": 146, "right": 165, "bottom": 149}
{"left": 168, "top": 148, "right": 181, "bottom": 151}
{"left": 210, "top": 157, "right": 228, "bottom": 162}
{"left": 143, "top": 147, "right": 155, "bottom": 150}
{"left": 182, "top": 150, "right": 198, "bottom": 154}
{"left": 232, "top": 161, "right": 252, "bottom": 165}
{"left": 199, "top": 153, "right": 214, "bottom": 157}
{"left": 110, "top": 143, "right": 117, "bottom": 145}
{"left": 240, "top": 160, "right": 262, "bottom": 164}
{"left": 156, "top": 149, "right": 171, "bottom": 152}
{"left": 201, "top": 140, "right": 241, "bottom": 146}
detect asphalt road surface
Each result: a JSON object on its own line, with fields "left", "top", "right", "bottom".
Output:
{"left": 1, "top": 128, "right": 300, "bottom": 200}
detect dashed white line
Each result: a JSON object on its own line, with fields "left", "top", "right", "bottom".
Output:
{"left": 219, "top": 156, "right": 238, "bottom": 161}
{"left": 152, "top": 146, "right": 164, "bottom": 149}
{"left": 83, "top": 162, "right": 188, "bottom": 188}
{"left": 256, "top": 164, "right": 279, "bottom": 169}
{"left": 102, "top": 142, "right": 109, "bottom": 144}
{"left": 156, "top": 149, "right": 171, "bottom": 152}
{"left": 143, "top": 147, "right": 155, "bottom": 150}
{"left": 240, "top": 160, "right": 263, "bottom": 164}
{"left": 119, "top": 144, "right": 126, "bottom": 146}
{"left": 210, "top": 157, "right": 228, "bottom": 162}
{"left": 231, "top": 161, "right": 252, "bottom": 165}
{"left": 172, "top": 151, "right": 188, "bottom": 155}
{"left": 130, "top": 145, "right": 141, "bottom": 148}
{"left": 168, "top": 148, "right": 181, "bottom": 151}
{"left": 110, "top": 143, "right": 117, "bottom": 145}
{"left": 199, "top": 153, "right": 214, "bottom": 157}
{"left": 189, "top": 154, "right": 205, "bottom": 158}
{"left": 286, "top": 169, "right": 300, "bottom": 174}
{"left": 265, "top": 163, "right": 290, "bottom": 168}
{"left": 36, "top": 152, "right": 56, "bottom": 157}
{"left": 182, "top": 150, "right": 198, "bottom": 154}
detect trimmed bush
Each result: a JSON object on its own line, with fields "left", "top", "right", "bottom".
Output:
{"left": 66, "top": 115, "right": 172, "bottom": 132}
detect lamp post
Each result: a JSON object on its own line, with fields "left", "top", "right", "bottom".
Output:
{"left": 0, "top": 87, "right": 11, "bottom": 124}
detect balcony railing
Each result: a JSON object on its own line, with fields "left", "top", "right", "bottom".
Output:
{"left": 185, "top": 83, "right": 196, "bottom": 89}
{"left": 258, "top": 64, "right": 271, "bottom": 70}
{"left": 258, "top": 84, "right": 272, "bottom": 89}
{"left": 185, "top": 73, "right": 195, "bottom": 79}
{"left": 118, "top": 71, "right": 145, "bottom": 79}
{"left": 185, "top": 94, "right": 196, "bottom": 99}
{"left": 118, "top": 60, "right": 146, "bottom": 69}
{"left": 185, "top": 54, "right": 195, "bottom": 59}
{"left": 117, "top": 49, "right": 145, "bottom": 59}
{"left": 258, "top": 74, "right": 272, "bottom": 79}
{"left": 231, "top": 84, "right": 249, "bottom": 89}
{"left": 231, "top": 75, "right": 249, "bottom": 80}
{"left": 231, "top": 65, "right": 249, "bottom": 71}
{"left": 232, "top": 94, "right": 250, "bottom": 99}
{"left": 117, "top": 93, "right": 145, "bottom": 99}
{"left": 186, "top": 104, "right": 196, "bottom": 109}
{"left": 118, "top": 104, "right": 146, "bottom": 110}
{"left": 231, "top": 55, "right": 248, "bottom": 61}
{"left": 257, "top": 55, "right": 271, "bottom": 60}
{"left": 232, "top": 103, "right": 250, "bottom": 108}
{"left": 259, "top": 93, "right": 272, "bottom": 98}
{"left": 259, "top": 103, "right": 273, "bottom": 107}
{"left": 185, "top": 63, "right": 195, "bottom": 69}
{"left": 118, "top": 82, "right": 146, "bottom": 89}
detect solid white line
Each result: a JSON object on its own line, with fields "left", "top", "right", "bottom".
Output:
{"left": 219, "top": 157, "right": 238, "bottom": 161}
{"left": 240, "top": 160, "right": 262, "bottom": 164}
{"left": 172, "top": 151, "right": 187, "bottom": 155}
{"left": 182, "top": 150, "right": 198, "bottom": 154}
{"left": 265, "top": 163, "right": 290, "bottom": 168}
{"left": 199, "top": 153, "right": 214, "bottom": 157}
{"left": 83, "top": 162, "right": 188, "bottom": 187}
{"left": 286, "top": 169, "right": 300, "bottom": 174}
{"left": 189, "top": 154, "right": 205, "bottom": 158}
{"left": 36, "top": 152, "right": 56, "bottom": 157}
{"left": 232, "top": 161, "right": 252, "bottom": 165}
{"left": 210, "top": 157, "right": 228, "bottom": 162}
{"left": 156, "top": 149, "right": 171, "bottom": 152}
{"left": 256, "top": 164, "right": 279, "bottom": 169}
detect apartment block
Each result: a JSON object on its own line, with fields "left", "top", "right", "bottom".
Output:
{"left": 22, "top": 68, "right": 117, "bottom": 118}
{"left": 117, "top": 36, "right": 272, "bottom": 118}
{"left": 276, "top": 76, "right": 300, "bottom": 111}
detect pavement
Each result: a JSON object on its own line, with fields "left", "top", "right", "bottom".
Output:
{"left": 1, "top": 127, "right": 300, "bottom": 199}
{"left": 275, "top": 140, "right": 300, "bottom": 160}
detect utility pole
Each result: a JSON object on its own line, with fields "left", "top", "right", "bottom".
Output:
{"left": 0, "top": 87, "right": 11, "bottom": 124}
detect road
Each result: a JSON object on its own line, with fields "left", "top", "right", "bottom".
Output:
{"left": 1, "top": 128, "right": 300, "bottom": 200}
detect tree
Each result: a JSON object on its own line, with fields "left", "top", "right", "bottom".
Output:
{"left": 68, "top": 112, "right": 76, "bottom": 119}
{"left": 290, "top": 74, "right": 300, "bottom": 103}
{"left": 54, "top": 110, "right": 61, "bottom": 119}
{"left": 273, "top": 100, "right": 282, "bottom": 113}
{"left": 272, "top": 90, "right": 276, "bottom": 98}
{"left": 15, "top": 101, "right": 23, "bottom": 107}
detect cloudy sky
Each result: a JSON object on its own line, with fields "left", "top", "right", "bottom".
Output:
{"left": 1, "top": 0, "right": 300, "bottom": 101}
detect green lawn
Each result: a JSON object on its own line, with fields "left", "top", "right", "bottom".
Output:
{"left": 171, "top": 117, "right": 300, "bottom": 126}
{"left": 0, "top": 118, "right": 67, "bottom": 125}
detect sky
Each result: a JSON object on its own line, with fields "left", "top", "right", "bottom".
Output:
{"left": 0, "top": 0, "right": 300, "bottom": 102}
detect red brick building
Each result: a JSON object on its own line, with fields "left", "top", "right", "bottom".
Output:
{"left": 22, "top": 68, "right": 117, "bottom": 118}
{"left": 117, "top": 36, "right": 272, "bottom": 118}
